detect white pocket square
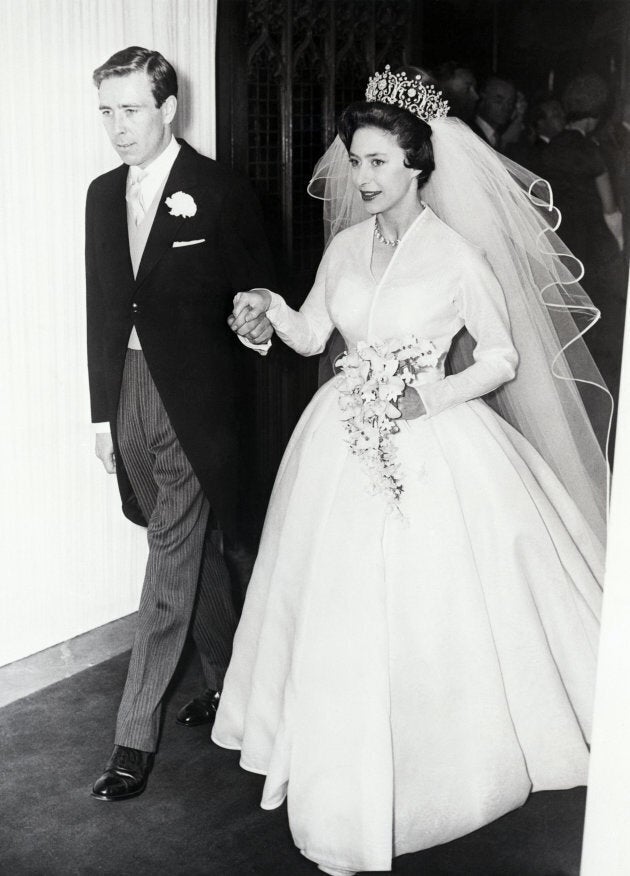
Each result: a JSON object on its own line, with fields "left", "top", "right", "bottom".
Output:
{"left": 172, "top": 238, "right": 206, "bottom": 248}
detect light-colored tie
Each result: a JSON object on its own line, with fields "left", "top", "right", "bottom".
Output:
{"left": 126, "top": 167, "right": 148, "bottom": 226}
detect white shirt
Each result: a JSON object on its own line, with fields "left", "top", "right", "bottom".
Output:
{"left": 126, "top": 134, "right": 181, "bottom": 217}
{"left": 126, "top": 137, "right": 181, "bottom": 351}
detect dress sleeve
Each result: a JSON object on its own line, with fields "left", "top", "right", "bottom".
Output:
{"left": 417, "top": 247, "right": 518, "bottom": 417}
{"left": 265, "top": 244, "right": 335, "bottom": 356}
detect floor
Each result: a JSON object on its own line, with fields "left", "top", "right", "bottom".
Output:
{"left": 0, "top": 637, "right": 587, "bottom": 876}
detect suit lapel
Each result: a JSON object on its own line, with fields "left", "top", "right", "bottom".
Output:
{"left": 100, "top": 166, "right": 135, "bottom": 292}
{"left": 135, "top": 141, "right": 200, "bottom": 291}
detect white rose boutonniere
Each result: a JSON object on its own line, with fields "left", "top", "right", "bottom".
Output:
{"left": 165, "top": 191, "right": 197, "bottom": 218}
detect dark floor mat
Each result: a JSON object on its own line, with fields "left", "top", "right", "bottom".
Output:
{"left": 0, "top": 645, "right": 585, "bottom": 875}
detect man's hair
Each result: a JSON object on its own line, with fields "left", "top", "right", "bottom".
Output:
{"left": 393, "top": 65, "right": 437, "bottom": 87}
{"left": 434, "top": 61, "right": 473, "bottom": 84}
{"left": 93, "top": 46, "right": 177, "bottom": 107}
{"left": 480, "top": 76, "right": 515, "bottom": 96}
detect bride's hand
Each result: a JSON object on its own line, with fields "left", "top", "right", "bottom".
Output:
{"left": 397, "top": 385, "right": 426, "bottom": 420}
{"left": 229, "top": 288, "right": 272, "bottom": 337}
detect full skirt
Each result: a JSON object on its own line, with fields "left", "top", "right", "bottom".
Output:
{"left": 212, "top": 380, "right": 603, "bottom": 874}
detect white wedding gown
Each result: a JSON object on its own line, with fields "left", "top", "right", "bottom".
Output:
{"left": 212, "top": 208, "right": 603, "bottom": 875}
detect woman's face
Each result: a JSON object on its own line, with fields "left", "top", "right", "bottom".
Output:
{"left": 348, "top": 126, "right": 420, "bottom": 216}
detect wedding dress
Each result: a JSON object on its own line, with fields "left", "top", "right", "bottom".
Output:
{"left": 212, "top": 206, "right": 603, "bottom": 874}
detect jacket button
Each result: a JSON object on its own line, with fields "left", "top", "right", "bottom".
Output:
{"left": 132, "top": 302, "right": 139, "bottom": 312}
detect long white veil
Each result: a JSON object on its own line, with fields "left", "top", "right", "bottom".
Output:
{"left": 308, "top": 117, "right": 611, "bottom": 546}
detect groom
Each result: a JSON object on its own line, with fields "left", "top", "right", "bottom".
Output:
{"left": 86, "top": 46, "right": 274, "bottom": 800}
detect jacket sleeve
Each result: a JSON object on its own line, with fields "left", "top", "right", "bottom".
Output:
{"left": 220, "top": 176, "right": 277, "bottom": 292}
{"left": 85, "top": 183, "right": 109, "bottom": 423}
{"left": 417, "top": 247, "right": 519, "bottom": 417}
{"left": 264, "top": 243, "right": 335, "bottom": 356}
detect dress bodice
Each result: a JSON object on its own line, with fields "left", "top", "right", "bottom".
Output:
{"left": 267, "top": 206, "right": 518, "bottom": 418}
{"left": 327, "top": 209, "right": 466, "bottom": 359}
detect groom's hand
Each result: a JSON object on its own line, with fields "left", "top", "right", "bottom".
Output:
{"left": 228, "top": 311, "right": 273, "bottom": 343}
{"left": 229, "top": 289, "right": 273, "bottom": 343}
{"left": 95, "top": 432, "right": 116, "bottom": 474}
{"left": 246, "top": 313, "right": 274, "bottom": 343}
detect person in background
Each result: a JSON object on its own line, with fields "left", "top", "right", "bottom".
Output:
{"left": 500, "top": 89, "right": 528, "bottom": 155}
{"left": 531, "top": 97, "right": 565, "bottom": 148}
{"left": 434, "top": 61, "right": 478, "bottom": 123}
{"left": 615, "top": 97, "right": 630, "bottom": 256}
{"left": 538, "top": 73, "right": 626, "bottom": 401}
{"left": 507, "top": 96, "right": 565, "bottom": 172}
{"left": 596, "top": 94, "right": 630, "bottom": 260}
{"left": 470, "top": 76, "right": 516, "bottom": 151}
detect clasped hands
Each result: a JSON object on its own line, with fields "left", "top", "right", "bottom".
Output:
{"left": 227, "top": 288, "right": 424, "bottom": 419}
{"left": 96, "top": 289, "right": 274, "bottom": 475}
{"left": 228, "top": 288, "right": 273, "bottom": 344}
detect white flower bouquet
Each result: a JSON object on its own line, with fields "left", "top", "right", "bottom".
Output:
{"left": 335, "top": 336, "right": 440, "bottom": 508}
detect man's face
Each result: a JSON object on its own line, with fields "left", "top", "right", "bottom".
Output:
{"left": 479, "top": 80, "right": 516, "bottom": 129}
{"left": 98, "top": 71, "right": 176, "bottom": 167}
{"left": 449, "top": 68, "right": 478, "bottom": 120}
{"left": 537, "top": 101, "right": 565, "bottom": 141}
{"left": 451, "top": 69, "right": 478, "bottom": 102}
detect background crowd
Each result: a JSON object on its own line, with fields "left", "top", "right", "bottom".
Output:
{"left": 414, "top": 62, "right": 629, "bottom": 403}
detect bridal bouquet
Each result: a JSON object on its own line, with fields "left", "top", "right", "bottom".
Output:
{"left": 335, "top": 336, "right": 440, "bottom": 508}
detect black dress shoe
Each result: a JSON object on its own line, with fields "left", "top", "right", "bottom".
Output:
{"left": 176, "top": 688, "right": 221, "bottom": 727}
{"left": 91, "top": 745, "right": 153, "bottom": 801}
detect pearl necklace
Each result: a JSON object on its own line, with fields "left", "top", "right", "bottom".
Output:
{"left": 374, "top": 217, "right": 400, "bottom": 247}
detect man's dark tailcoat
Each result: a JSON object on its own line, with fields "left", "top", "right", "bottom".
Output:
{"left": 86, "top": 140, "right": 275, "bottom": 531}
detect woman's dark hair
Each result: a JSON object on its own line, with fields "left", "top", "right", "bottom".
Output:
{"left": 93, "top": 46, "right": 177, "bottom": 108}
{"left": 338, "top": 101, "right": 435, "bottom": 187}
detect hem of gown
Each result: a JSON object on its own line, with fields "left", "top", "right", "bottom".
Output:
{"left": 301, "top": 848, "right": 389, "bottom": 875}
{"left": 260, "top": 797, "right": 285, "bottom": 810}
{"left": 211, "top": 732, "right": 285, "bottom": 793}
{"left": 210, "top": 733, "right": 242, "bottom": 753}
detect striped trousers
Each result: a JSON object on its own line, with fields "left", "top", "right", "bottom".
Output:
{"left": 114, "top": 350, "right": 237, "bottom": 752}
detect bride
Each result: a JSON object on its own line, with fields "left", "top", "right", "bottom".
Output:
{"left": 212, "top": 67, "right": 609, "bottom": 876}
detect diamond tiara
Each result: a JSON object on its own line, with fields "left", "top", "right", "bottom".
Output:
{"left": 365, "top": 65, "right": 449, "bottom": 123}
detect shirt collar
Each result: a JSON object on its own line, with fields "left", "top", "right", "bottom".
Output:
{"left": 127, "top": 135, "right": 180, "bottom": 188}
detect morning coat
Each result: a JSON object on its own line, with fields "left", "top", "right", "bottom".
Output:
{"left": 86, "top": 140, "right": 276, "bottom": 531}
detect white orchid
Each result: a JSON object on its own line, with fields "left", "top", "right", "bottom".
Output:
{"left": 335, "top": 335, "right": 439, "bottom": 509}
